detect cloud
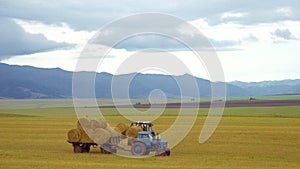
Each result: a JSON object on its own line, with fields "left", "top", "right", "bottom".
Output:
{"left": 113, "top": 34, "right": 185, "bottom": 51}
{"left": 221, "top": 12, "right": 244, "bottom": 19}
{"left": 244, "top": 34, "right": 258, "bottom": 42}
{"left": 0, "top": 18, "right": 73, "bottom": 59}
{"left": 1, "top": 0, "right": 299, "bottom": 31}
{"left": 272, "top": 28, "right": 295, "bottom": 40}
{"left": 15, "top": 19, "right": 95, "bottom": 45}
{"left": 208, "top": 39, "right": 241, "bottom": 51}
{"left": 276, "top": 7, "right": 292, "bottom": 17}
{"left": 89, "top": 18, "right": 240, "bottom": 51}
{"left": 87, "top": 14, "right": 215, "bottom": 51}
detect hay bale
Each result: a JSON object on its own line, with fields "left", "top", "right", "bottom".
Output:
{"left": 77, "top": 117, "right": 91, "bottom": 131}
{"left": 114, "top": 123, "right": 129, "bottom": 135}
{"left": 90, "top": 120, "right": 101, "bottom": 130}
{"left": 90, "top": 118, "right": 107, "bottom": 130}
{"left": 97, "top": 118, "right": 107, "bottom": 129}
{"left": 93, "top": 128, "right": 111, "bottom": 145}
{"left": 67, "top": 128, "right": 81, "bottom": 142}
{"left": 78, "top": 117, "right": 90, "bottom": 127}
{"left": 106, "top": 126, "right": 121, "bottom": 137}
{"left": 126, "top": 126, "right": 142, "bottom": 138}
{"left": 79, "top": 129, "right": 93, "bottom": 143}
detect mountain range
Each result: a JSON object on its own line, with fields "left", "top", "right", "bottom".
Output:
{"left": 0, "top": 63, "right": 299, "bottom": 99}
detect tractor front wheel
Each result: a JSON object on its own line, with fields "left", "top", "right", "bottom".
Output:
{"left": 131, "top": 142, "right": 147, "bottom": 156}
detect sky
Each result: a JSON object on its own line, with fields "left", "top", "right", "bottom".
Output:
{"left": 0, "top": 0, "right": 300, "bottom": 82}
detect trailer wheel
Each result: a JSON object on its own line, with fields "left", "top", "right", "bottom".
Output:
{"left": 82, "top": 144, "right": 90, "bottom": 153}
{"left": 131, "top": 142, "right": 147, "bottom": 156}
{"left": 73, "top": 144, "right": 82, "bottom": 153}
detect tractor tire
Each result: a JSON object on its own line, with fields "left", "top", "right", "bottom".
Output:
{"left": 155, "top": 148, "right": 170, "bottom": 156}
{"left": 131, "top": 142, "right": 147, "bottom": 156}
{"left": 155, "top": 149, "right": 165, "bottom": 156}
{"left": 145, "top": 149, "right": 150, "bottom": 155}
{"left": 73, "top": 144, "right": 82, "bottom": 153}
{"left": 165, "top": 148, "right": 171, "bottom": 156}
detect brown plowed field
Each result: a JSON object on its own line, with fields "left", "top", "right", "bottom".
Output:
{"left": 101, "top": 99, "right": 300, "bottom": 108}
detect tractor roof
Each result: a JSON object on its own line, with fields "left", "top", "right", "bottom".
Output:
{"left": 136, "top": 121, "right": 152, "bottom": 124}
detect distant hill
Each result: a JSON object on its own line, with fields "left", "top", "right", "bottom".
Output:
{"left": 0, "top": 63, "right": 72, "bottom": 99}
{"left": 0, "top": 63, "right": 299, "bottom": 99}
{"left": 229, "top": 80, "right": 300, "bottom": 96}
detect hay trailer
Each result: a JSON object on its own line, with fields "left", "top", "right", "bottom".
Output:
{"left": 68, "top": 136, "right": 121, "bottom": 153}
{"left": 67, "top": 120, "right": 170, "bottom": 156}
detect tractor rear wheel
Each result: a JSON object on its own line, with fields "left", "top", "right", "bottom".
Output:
{"left": 131, "top": 142, "right": 147, "bottom": 156}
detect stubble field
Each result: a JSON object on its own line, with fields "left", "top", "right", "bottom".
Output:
{"left": 0, "top": 106, "right": 300, "bottom": 169}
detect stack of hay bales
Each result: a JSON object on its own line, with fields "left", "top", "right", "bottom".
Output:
{"left": 67, "top": 117, "right": 121, "bottom": 145}
{"left": 67, "top": 119, "right": 143, "bottom": 144}
{"left": 76, "top": 118, "right": 93, "bottom": 143}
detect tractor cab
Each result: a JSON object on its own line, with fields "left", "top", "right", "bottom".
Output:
{"left": 132, "top": 121, "right": 153, "bottom": 131}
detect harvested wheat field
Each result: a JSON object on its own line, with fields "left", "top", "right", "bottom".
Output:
{"left": 0, "top": 106, "right": 299, "bottom": 169}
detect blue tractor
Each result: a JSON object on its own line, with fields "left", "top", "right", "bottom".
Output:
{"left": 130, "top": 122, "right": 170, "bottom": 156}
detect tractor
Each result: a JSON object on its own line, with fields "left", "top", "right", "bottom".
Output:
{"left": 131, "top": 131, "right": 170, "bottom": 156}
{"left": 129, "top": 121, "right": 170, "bottom": 156}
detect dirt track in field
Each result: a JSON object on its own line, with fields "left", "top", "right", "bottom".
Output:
{"left": 101, "top": 100, "right": 300, "bottom": 108}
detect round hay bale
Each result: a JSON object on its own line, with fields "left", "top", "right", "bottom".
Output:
{"left": 93, "top": 128, "right": 111, "bottom": 145}
{"left": 97, "top": 118, "right": 107, "bottom": 129}
{"left": 115, "top": 123, "right": 129, "bottom": 135}
{"left": 90, "top": 118, "right": 107, "bottom": 129}
{"left": 77, "top": 118, "right": 91, "bottom": 131}
{"left": 79, "top": 129, "right": 93, "bottom": 143}
{"left": 67, "top": 128, "right": 81, "bottom": 142}
{"left": 86, "top": 128, "right": 94, "bottom": 137}
{"left": 126, "top": 126, "right": 142, "bottom": 138}
{"left": 106, "top": 126, "right": 121, "bottom": 137}
{"left": 78, "top": 117, "right": 90, "bottom": 127}
{"left": 90, "top": 120, "right": 101, "bottom": 130}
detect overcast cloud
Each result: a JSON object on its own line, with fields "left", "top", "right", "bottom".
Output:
{"left": 0, "top": 17, "right": 73, "bottom": 59}
{"left": 1, "top": 0, "right": 299, "bottom": 54}
{"left": 1, "top": 0, "right": 299, "bottom": 30}
{"left": 0, "top": 0, "right": 300, "bottom": 81}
